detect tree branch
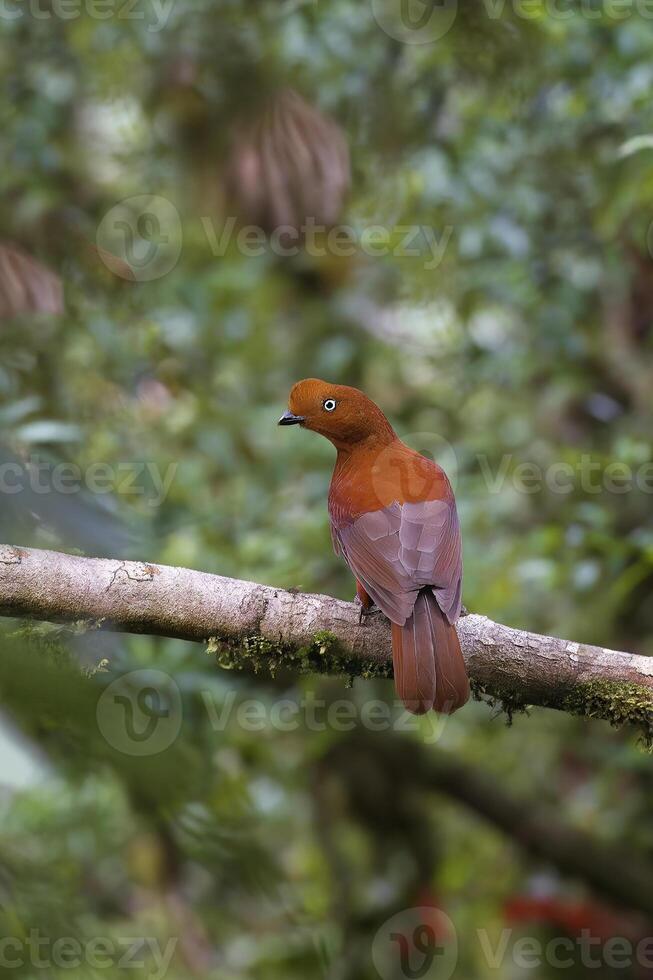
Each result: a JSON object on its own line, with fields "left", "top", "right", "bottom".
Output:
{"left": 0, "top": 544, "right": 652, "bottom": 740}
{"left": 426, "top": 750, "right": 653, "bottom": 917}
{"left": 326, "top": 730, "right": 653, "bottom": 918}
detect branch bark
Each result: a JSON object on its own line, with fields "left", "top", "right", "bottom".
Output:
{"left": 0, "top": 544, "right": 652, "bottom": 739}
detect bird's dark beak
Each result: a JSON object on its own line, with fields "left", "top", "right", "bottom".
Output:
{"left": 278, "top": 410, "right": 305, "bottom": 426}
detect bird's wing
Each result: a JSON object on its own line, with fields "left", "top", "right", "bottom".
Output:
{"left": 333, "top": 498, "right": 462, "bottom": 626}
{"left": 330, "top": 521, "right": 342, "bottom": 557}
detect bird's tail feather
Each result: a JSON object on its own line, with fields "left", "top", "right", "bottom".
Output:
{"left": 391, "top": 589, "right": 469, "bottom": 715}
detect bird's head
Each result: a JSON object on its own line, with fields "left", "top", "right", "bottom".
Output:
{"left": 278, "top": 378, "right": 396, "bottom": 450}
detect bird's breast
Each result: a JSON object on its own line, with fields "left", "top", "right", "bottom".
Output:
{"left": 328, "top": 440, "right": 452, "bottom": 527}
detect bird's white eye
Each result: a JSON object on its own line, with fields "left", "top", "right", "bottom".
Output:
{"left": 323, "top": 398, "right": 337, "bottom": 412}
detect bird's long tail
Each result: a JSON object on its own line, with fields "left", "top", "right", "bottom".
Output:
{"left": 391, "top": 589, "right": 470, "bottom": 715}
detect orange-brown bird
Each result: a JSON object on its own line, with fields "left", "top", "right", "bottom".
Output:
{"left": 279, "top": 379, "right": 470, "bottom": 715}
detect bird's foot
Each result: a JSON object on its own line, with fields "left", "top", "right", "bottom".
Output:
{"left": 355, "top": 595, "right": 382, "bottom": 625}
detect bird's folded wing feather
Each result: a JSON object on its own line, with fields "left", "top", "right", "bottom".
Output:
{"left": 332, "top": 499, "right": 462, "bottom": 626}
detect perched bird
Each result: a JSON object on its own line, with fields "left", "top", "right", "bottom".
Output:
{"left": 279, "top": 379, "right": 469, "bottom": 714}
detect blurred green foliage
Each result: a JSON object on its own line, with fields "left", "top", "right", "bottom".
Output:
{"left": 1, "top": 1, "right": 653, "bottom": 977}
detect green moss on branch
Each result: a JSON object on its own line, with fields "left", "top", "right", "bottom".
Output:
{"left": 472, "top": 676, "right": 653, "bottom": 747}
{"left": 560, "top": 679, "right": 653, "bottom": 748}
{"left": 469, "top": 680, "right": 531, "bottom": 724}
{"left": 206, "top": 630, "right": 392, "bottom": 686}
{"left": 207, "top": 634, "right": 653, "bottom": 746}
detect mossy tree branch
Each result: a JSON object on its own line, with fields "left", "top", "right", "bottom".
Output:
{"left": 0, "top": 544, "right": 652, "bottom": 742}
